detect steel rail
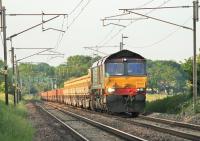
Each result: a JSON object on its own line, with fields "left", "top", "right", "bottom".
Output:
{"left": 48, "top": 103, "right": 147, "bottom": 141}
{"left": 36, "top": 103, "right": 90, "bottom": 141}
{"left": 139, "top": 115, "right": 200, "bottom": 131}
{"left": 49, "top": 102, "right": 200, "bottom": 141}
{"left": 123, "top": 118, "right": 200, "bottom": 141}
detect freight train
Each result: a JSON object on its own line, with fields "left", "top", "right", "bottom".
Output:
{"left": 40, "top": 49, "right": 147, "bottom": 115}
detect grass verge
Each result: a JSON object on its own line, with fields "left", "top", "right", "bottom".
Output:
{"left": 145, "top": 93, "right": 200, "bottom": 114}
{"left": 0, "top": 93, "right": 34, "bottom": 141}
{"left": 146, "top": 94, "right": 168, "bottom": 102}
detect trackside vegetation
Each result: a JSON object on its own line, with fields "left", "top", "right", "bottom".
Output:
{"left": 0, "top": 94, "right": 34, "bottom": 141}
{"left": 145, "top": 94, "right": 200, "bottom": 114}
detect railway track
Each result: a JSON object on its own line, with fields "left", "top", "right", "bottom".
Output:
{"left": 138, "top": 115, "right": 200, "bottom": 131}
{"left": 37, "top": 102, "right": 147, "bottom": 141}
{"left": 47, "top": 102, "right": 200, "bottom": 141}
{"left": 124, "top": 116, "right": 200, "bottom": 141}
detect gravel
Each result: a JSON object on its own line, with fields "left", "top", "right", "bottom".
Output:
{"left": 26, "top": 102, "right": 76, "bottom": 141}
{"left": 148, "top": 113, "right": 200, "bottom": 125}
{"left": 51, "top": 103, "right": 190, "bottom": 141}
{"left": 45, "top": 104, "right": 127, "bottom": 141}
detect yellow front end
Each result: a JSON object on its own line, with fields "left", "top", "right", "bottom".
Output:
{"left": 104, "top": 76, "right": 147, "bottom": 113}
{"left": 104, "top": 76, "right": 147, "bottom": 97}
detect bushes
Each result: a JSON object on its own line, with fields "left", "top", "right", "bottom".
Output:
{"left": 145, "top": 94, "right": 192, "bottom": 114}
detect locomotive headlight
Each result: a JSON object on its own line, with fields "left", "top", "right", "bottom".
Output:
{"left": 107, "top": 88, "right": 115, "bottom": 94}
{"left": 137, "top": 88, "right": 144, "bottom": 92}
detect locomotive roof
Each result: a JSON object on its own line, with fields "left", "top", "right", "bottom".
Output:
{"left": 91, "top": 49, "right": 145, "bottom": 68}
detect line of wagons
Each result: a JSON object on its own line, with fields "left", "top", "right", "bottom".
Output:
{"left": 40, "top": 50, "right": 147, "bottom": 115}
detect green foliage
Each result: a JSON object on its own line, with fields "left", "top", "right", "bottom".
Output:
{"left": 0, "top": 60, "right": 4, "bottom": 92}
{"left": 55, "top": 55, "right": 101, "bottom": 88}
{"left": 18, "top": 63, "right": 56, "bottom": 94}
{"left": 147, "top": 60, "right": 188, "bottom": 94}
{"left": 12, "top": 55, "right": 101, "bottom": 93}
{"left": 0, "top": 94, "right": 34, "bottom": 141}
{"left": 0, "top": 82, "right": 4, "bottom": 92}
{"left": 181, "top": 53, "right": 200, "bottom": 95}
{"left": 2, "top": 52, "right": 197, "bottom": 97}
{"left": 145, "top": 94, "right": 192, "bottom": 114}
{"left": 67, "top": 55, "right": 93, "bottom": 77}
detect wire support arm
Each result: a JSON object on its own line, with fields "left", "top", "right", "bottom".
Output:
{"left": 84, "top": 47, "right": 108, "bottom": 55}
{"left": 103, "top": 22, "right": 126, "bottom": 27}
{"left": 36, "top": 54, "right": 64, "bottom": 56}
{"left": 119, "top": 5, "right": 193, "bottom": 11}
{"left": 84, "top": 45, "right": 119, "bottom": 48}
{"left": 126, "top": 10, "right": 193, "bottom": 30}
{"left": 7, "top": 13, "right": 68, "bottom": 16}
{"left": 42, "top": 28, "right": 65, "bottom": 33}
{"left": 17, "top": 48, "right": 52, "bottom": 62}
{"left": 104, "top": 12, "right": 131, "bottom": 19}
{"left": 14, "top": 48, "right": 53, "bottom": 50}
{"left": 7, "top": 15, "right": 60, "bottom": 40}
{"left": 102, "top": 18, "right": 147, "bottom": 21}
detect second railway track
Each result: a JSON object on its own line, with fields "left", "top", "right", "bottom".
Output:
{"left": 125, "top": 116, "right": 200, "bottom": 141}
{"left": 37, "top": 102, "right": 147, "bottom": 141}
{"left": 47, "top": 102, "right": 200, "bottom": 141}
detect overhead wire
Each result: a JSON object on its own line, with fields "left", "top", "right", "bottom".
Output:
{"left": 86, "top": 0, "right": 158, "bottom": 56}
{"left": 51, "top": 0, "right": 86, "bottom": 55}
{"left": 58, "top": 0, "right": 92, "bottom": 45}
{"left": 97, "top": 21, "right": 118, "bottom": 45}
{"left": 100, "top": 0, "right": 172, "bottom": 46}
{"left": 53, "top": 0, "right": 85, "bottom": 50}
{"left": 54, "top": 16, "right": 66, "bottom": 50}
{"left": 47, "top": 16, "right": 65, "bottom": 61}
{"left": 69, "top": 0, "right": 85, "bottom": 15}
{"left": 48, "top": 0, "right": 92, "bottom": 62}
{"left": 55, "top": 0, "right": 92, "bottom": 48}
{"left": 97, "top": 0, "right": 157, "bottom": 46}
{"left": 67, "top": 0, "right": 92, "bottom": 29}
{"left": 129, "top": 15, "right": 192, "bottom": 48}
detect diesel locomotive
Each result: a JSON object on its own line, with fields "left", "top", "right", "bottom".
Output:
{"left": 40, "top": 49, "right": 147, "bottom": 114}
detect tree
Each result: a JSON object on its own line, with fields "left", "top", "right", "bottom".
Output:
{"left": 18, "top": 63, "right": 56, "bottom": 94}
{"left": 181, "top": 53, "right": 200, "bottom": 95}
{"left": 66, "top": 55, "right": 93, "bottom": 77}
{"left": 55, "top": 55, "right": 101, "bottom": 88}
{"left": 0, "top": 60, "right": 4, "bottom": 92}
{"left": 147, "top": 60, "right": 188, "bottom": 94}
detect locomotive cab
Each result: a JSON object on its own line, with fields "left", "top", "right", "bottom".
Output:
{"left": 91, "top": 49, "right": 147, "bottom": 113}
{"left": 105, "top": 57, "right": 147, "bottom": 98}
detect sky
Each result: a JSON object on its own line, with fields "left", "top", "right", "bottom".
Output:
{"left": 0, "top": 0, "right": 199, "bottom": 66}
